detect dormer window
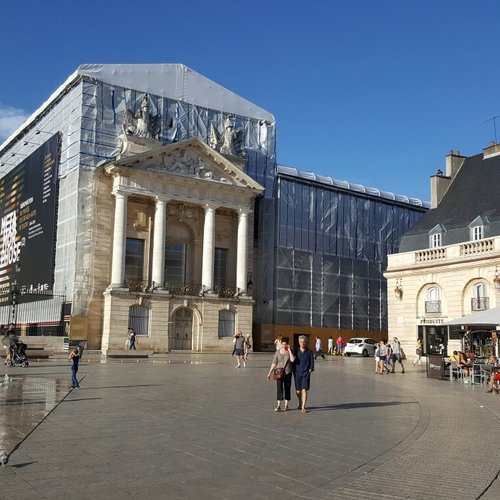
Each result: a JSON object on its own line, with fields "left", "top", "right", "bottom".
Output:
{"left": 429, "top": 224, "right": 444, "bottom": 248}
{"left": 472, "top": 225, "right": 483, "bottom": 241}
{"left": 469, "top": 216, "right": 488, "bottom": 242}
{"left": 430, "top": 233, "right": 442, "bottom": 248}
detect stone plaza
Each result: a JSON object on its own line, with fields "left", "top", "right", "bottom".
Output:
{"left": 0, "top": 354, "right": 499, "bottom": 499}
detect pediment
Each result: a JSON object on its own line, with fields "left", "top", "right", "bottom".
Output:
{"left": 113, "top": 137, "right": 263, "bottom": 192}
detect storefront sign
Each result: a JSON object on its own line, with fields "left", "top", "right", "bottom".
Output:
{"left": 419, "top": 317, "right": 445, "bottom": 325}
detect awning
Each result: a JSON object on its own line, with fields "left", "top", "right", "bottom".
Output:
{"left": 443, "top": 306, "right": 500, "bottom": 327}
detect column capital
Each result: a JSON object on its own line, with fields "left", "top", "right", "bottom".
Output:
{"left": 154, "top": 196, "right": 169, "bottom": 206}
{"left": 203, "top": 203, "right": 219, "bottom": 212}
{"left": 236, "top": 208, "right": 251, "bottom": 217}
{"left": 111, "top": 189, "right": 129, "bottom": 199}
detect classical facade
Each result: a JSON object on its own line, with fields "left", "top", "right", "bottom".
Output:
{"left": 385, "top": 144, "right": 500, "bottom": 357}
{"left": 94, "top": 137, "right": 262, "bottom": 352}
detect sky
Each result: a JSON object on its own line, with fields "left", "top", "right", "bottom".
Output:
{"left": 1, "top": 0, "right": 500, "bottom": 201}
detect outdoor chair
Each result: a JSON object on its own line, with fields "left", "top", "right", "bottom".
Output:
{"left": 450, "top": 361, "right": 463, "bottom": 381}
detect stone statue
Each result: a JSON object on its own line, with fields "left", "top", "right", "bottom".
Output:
{"left": 209, "top": 115, "right": 245, "bottom": 156}
{"left": 123, "top": 95, "right": 161, "bottom": 140}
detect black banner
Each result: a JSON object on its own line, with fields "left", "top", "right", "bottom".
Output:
{"left": 0, "top": 134, "right": 60, "bottom": 295}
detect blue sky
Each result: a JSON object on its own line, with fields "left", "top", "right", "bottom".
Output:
{"left": 1, "top": 0, "right": 499, "bottom": 201}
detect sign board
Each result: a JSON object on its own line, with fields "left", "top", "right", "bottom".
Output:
{"left": 0, "top": 134, "right": 60, "bottom": 295}
{"left": 427, "top": 355, "right": 445, "bottom": 380}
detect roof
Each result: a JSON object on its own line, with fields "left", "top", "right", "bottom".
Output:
{"left": 0, "top": 64, "right": 275, "bottom": 154}
{"left": 77, "top": 64, "right": 274, "bottom": 122}
{"left": 277, "top": 165, "right": 430, "bottom": 209}
{"left": 402, "top": 153, "right": 500, "bottom": 237}
{"left": 444, "top": 306, "right": 500, "bottom": 327}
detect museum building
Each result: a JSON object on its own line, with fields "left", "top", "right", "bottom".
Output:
{"left": 385, "top": 146, "right": 500, "bottom": 357}
{"left": 0, "top": 64, "right": 428, "bottom": 352}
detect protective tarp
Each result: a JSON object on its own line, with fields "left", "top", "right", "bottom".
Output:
{"left": 274, "top": 175, "right": 426, "bottom": 332}
{"left": 0, "top": 71, "right": 276, "bottom": 320}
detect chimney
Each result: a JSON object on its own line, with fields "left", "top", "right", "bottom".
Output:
{"left": 445, "top": 150, "right": 466, "bottom": 178}
{"left": 430, "top": 150, "right": 466, "bottom": 208}
{"left": 483, "top": 141, "right": 500, "bottom": 159}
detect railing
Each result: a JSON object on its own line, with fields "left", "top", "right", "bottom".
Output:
{"left": 166, "top": 282, "right": 203, "bottom": 296}
{"left": 415, "top": 248, "right": 446, "bottom": 264}
{"left": 125, "top": 280, "right": 158, "bottom": 293}
{"left": 460, "top": 239, "right": 494, "bottom": 256}
{"left": 471, "top": 297, "right": 489, "bottom": 311}
{"left": 214, "top": 286, "right": 240, "bottom": 298}
{"left": 425, "top": 300, "right": 442, "bottom": 314}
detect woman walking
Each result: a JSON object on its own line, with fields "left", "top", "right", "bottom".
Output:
{"left": 69, "top": 348, "right": 80, "bottom": 389}
{"left": 413, "top": 339, "right": 423, "bottom": 366}
{"left": 267, "top": 336, "right": 295, "bottom": 412}
{"left": 294, "top": 335, "right": 314, "bottom": 412}
{"left": 243, "top": 334, "right": 252, "bottom": 363}
{"left": 378, "top": 340, "right": 389, "bottom": 375}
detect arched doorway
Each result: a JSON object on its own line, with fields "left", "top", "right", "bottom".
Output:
{"left": 172, "top": 307, "right": 193, "bottom": 350}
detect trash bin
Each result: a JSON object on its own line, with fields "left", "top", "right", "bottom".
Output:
{"left": 427, "top": 355, "right": 445, "bottom": 380}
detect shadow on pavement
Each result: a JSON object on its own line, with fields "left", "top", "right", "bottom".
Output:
{"left": 78, "top": 383, "right": 164, "bottom": 390}
{"left": 308, "top": 401, "right": 417, "bottom": 411}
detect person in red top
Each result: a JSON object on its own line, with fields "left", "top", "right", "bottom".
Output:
{"left": 336, "top": 336, "right": 344, "bottom": 356}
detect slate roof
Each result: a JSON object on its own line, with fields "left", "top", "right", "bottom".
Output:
{"left": 399, "top": 152, "right": 500, "bottom": 250}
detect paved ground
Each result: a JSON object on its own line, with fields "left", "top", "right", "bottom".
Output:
{"left": 0, "top": 353, "right": 499, "bottom": 499}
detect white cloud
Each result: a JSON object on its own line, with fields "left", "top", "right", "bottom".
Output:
{"left": 0, "top": 104, "right": 30, "bottom": 142}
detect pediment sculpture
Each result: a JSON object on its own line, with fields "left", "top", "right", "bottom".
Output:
{"left": 123, "top": 94, "right": 161, "bottom": 140}
{"left": 209, "top": 115, "right": 246, "bottom": 157}
{"left": 160, "top": 153, "right": 232, "bottom": 184}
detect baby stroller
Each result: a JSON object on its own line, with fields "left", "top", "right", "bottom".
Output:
{"left": 2, "top": 335, "right": 29, "bottom": 368}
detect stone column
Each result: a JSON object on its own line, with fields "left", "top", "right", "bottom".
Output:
{"left": 151, "top": 198, "right": 167, "bottom": 288}
{"left": 201, "top": 204, "right": 217, "bottom": 292}
{"left": 236, "top": 209, "right": 249, "bottom": 295}
{"left": 110, "top": 191, "right": 128, "bottom": 288}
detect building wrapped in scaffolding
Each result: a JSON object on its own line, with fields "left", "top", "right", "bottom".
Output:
{"left": 0, "top": 64, "right": 428, "bottom": 350}
{"left": 255, "top": 166, "right": 428, "bottom": 347}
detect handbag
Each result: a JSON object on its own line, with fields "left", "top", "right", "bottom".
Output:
{"left": 272, "top": 367, "right": 284, "bottom": 380}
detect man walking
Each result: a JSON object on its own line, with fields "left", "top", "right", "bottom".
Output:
{"left": 127, "top": 327, "right": 137, "bottom": 350}
{"left": 233, "top": 331, "right": 246, "bottom": 367}
{"left": 390, "top": 337, "right": 405, "bottom": 373}
{"left": 314, "top": 336, "right": 325, "bottom": 360}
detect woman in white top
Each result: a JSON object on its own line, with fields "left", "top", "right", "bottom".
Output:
{"left": 378, "top": 340, "right": 388, "bottom": 375}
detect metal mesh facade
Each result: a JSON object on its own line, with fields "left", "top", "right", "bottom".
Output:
{"left": 273, "top": 174, "right": 427, "bottom": 332}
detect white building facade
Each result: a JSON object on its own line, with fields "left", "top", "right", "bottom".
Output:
{"left": 385, "top": 146, "right": 500, "bottom": 358}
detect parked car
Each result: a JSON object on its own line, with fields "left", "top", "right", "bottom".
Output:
{"left": 344, "top": 337, "right": 377, "bottom": 357}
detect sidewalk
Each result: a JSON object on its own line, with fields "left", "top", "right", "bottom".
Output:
{"left": 0, "top": 355, "right": 499, "bottom": 499}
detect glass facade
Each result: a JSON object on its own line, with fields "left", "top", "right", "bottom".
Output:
{"left": 274, "top": 175, "right": 426, "bottom": 332}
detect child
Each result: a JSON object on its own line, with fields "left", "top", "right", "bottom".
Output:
{"left": 69, "top": 348, "right": 80, "bottom": 389}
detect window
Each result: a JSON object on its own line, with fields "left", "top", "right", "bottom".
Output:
{"left": 214, "top": 248, "right": 228, "bottom": 288}
{"left": 125, "top": 238, "right": 144, "bottom": 282}
{"left": 472, "top": 225, "right": 483, "bottom": 241}
{"left": 473, "top": 283, "right": 486, "bottom": 299}
{"left": 128, "top": 305, "right": 149, "bottom": 335}
{"left": 425, "top": 287, "right": 441, "bottom": 313}
{"left": 218, "top": 310, "right": 235, "bottom": 337}
{"left": 165, "top": 243, "right": 186, "bottom": 284}
{"left": 471, "top": 283, "right": 489, "bottom": 311}
{"left": 429, "top": 233, "right": 442, "bottom": 248}
{"left": 427, "top": 287, "right": 440, "bottom": 301}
